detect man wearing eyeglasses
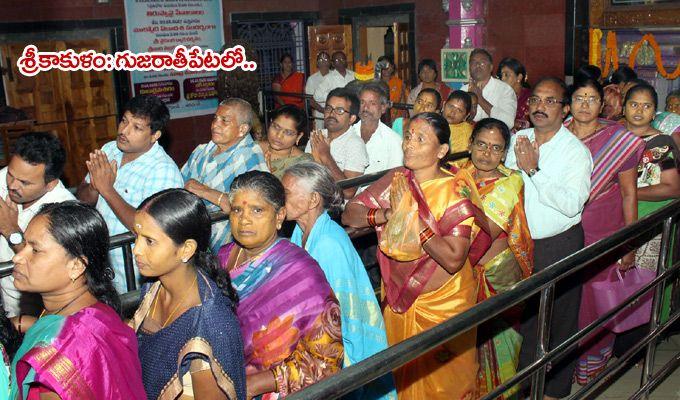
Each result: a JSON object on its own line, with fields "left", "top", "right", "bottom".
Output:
{"left": 461, "top": 48, "right": 517, "bottom": 129}
{"left": 306, "top": 87, "right": 368, "bottom": 199}
{"left": 505, "top": 77, "right": 593, "bottom": 400}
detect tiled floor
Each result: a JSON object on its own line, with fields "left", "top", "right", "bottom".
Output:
{"left": 572, "top": 334, "right": 680, "bottom": 399}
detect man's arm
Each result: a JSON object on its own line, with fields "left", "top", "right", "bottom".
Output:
{"left": 76, "top": 181, "right": 99, "bottom": 205}
{"left": 526, "top": 145, "right": 592, "bottom": 217}
{"left": 0, "top": 196, "right": 24, "bottom": 253}
{"left": 488, "top": 84, "right": 518, "bottom": 129}
{"left": 98, "top": 188, "right": 137, "bottom": 231}
{"left": 86, "top": 149, "right": 137, "bottom": 231}
{"left": 313, "top": 150, "right": 360, "bottom": 198}
{"left": 305, "top": 77, "right": 325, "bottom": 113}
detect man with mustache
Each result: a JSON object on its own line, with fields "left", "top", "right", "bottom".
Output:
{"left": 0, "top": 132, "right": 75, "bottom": 318}
{"left": 505, "top": 77, "right": 593, "bottom": 400}
{"left": 77, "top": 95, "right": 183, "bottom": 292}
{"left": 462, "top": 48, "right": 517, "bottom": 129}
{"left": 352, "top": 81, "right": 403, "bottom": 175}
{"left": 306, "top": 87, "right": 368, "bottom": 199}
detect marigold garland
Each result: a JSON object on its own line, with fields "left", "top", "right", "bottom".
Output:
{"left": 602, "top": 31, "right": 619, "bottom": 77}
{"left": 628, "top": 33, "right": 680, "bottom": 80}
{"left": 589, "top": 29, "right": 680, "bottom": 80}
{"left": 589, "top": 28, "right": 603, "bottom": 67}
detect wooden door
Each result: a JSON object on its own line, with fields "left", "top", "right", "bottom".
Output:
{"left": 393, "top": 22, "right": 411, "bottom": 89}
{"left": 1, "top": 38, "right": 118, "bottom": 186}
{"left": 307, "top": 25, "right": 353, "bottom": 75}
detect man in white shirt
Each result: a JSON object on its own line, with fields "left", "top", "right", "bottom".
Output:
{"left": 313, "top": 51, "right": 356, "bottom": 114}
{"left": 462, "top": 48, "right": 517, "bottom": 129}
{"left": 353, "top": 81, "right": 403, "bottom": 175}
{"left": 306, "top": 87, "right": 368, "bottom": 199}
{"left": 305, "top": 51, "right": 331, "bottom": 130}
{"left": 505, "top": 77, "right": 593, "bottom": 399}
{"left": 0, "top": 132, "right": 75, "bottom": 317}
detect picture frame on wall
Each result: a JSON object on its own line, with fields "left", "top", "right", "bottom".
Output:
{"left": 441, "top": 48, "right": 472, "bottom": 82}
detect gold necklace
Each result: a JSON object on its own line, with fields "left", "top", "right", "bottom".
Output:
{"left": 265, "top": 145, "right": 294, "bottom": 172}
{"left": 151, "top": 274, "right": 198, "bottom": 328}
{"left": 229, "top": 246, "right": 265, "bottom": 271}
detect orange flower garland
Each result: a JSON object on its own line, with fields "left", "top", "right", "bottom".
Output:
{"left": 589, "top": 30, "right": 680, "bottom": 80}
{"left": 602, "top": 31, "right": 619, "bottom": 77}
{"left": 628, "top": 33, "right": 680, "bottom": 80}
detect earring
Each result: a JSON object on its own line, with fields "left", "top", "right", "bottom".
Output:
{"left": 181, "top": 258, "right": 188, "bottom": 263}
{"left": 70, "top": 275, "right": 76, "bottom": 283}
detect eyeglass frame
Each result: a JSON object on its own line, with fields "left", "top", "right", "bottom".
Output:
{"left": 571, "top": 95, "right": 602, "bottom": 106}
{"left": 323, "top": 104, "right": 350, "bottom": 116}
{"left": 527, "top": 96, "right": 567, "bottom": 107}
{"left": 471, "top": 139, "right": 505, "bottom": 155}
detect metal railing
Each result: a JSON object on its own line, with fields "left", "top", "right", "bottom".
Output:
{"left": 287, "top": 199, "right": 680, "bottom": 400}
{"left": 0, "top": 168, "right": 394, "bottom": 292}
{"left": 260, "top": 89, "right": 414, "bottom": 132}
{"left": 1, "top": 161, "right": 677, "bottom": 399}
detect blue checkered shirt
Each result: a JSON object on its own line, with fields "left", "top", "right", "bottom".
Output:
{"left": 181, "top": 135, "right": 268, "bottom": 252}
{"left": 87, "top": 141, "right": 183, "bottom": 292}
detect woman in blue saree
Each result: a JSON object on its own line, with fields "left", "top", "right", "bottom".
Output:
{"left": 281, "top": 162, "right": 396, "bottom": 400}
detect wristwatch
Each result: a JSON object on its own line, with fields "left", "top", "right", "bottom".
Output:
{"left": 8, "top": 231, "right": 24, "bottom": 246}
{"left": 527, "top": 167, "right": 540, "bottom": 177}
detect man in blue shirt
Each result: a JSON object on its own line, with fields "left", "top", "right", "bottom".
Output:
{"left": 505, "top": 77, "right": 593, "bottom": 399}
{"left": 181, "top": 98, "right": 268, "bottom": 252}
{"left": 77, "top": 95, "right": 183, "bottom": 292}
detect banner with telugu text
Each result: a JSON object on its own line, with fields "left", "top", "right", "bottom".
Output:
{"left": 124, "top": 0, "right": 224, "bottom": 119}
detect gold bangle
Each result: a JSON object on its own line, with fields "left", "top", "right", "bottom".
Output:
{"left": 18, "top": 315, "right": 22, "bottom": 334}
{"left": 271, "top": 369, "right": 279, "bottom": 393}
{"left": 217, "top": 192, "right": 225, "bottom": 206}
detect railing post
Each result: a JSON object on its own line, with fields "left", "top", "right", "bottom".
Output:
{"left": 531, "top": 283, "right": 555, "bottom": 400}
{"left": 123, "top": 243, "right": 136, "bottom": 292}
{"left": 640, "top": 216, "right": 673, "bottom": 399}
{"left": 303, "top": 95, "right": 311, "bottom": 133}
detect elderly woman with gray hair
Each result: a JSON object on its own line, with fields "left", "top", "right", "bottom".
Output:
{"left": 281, "top": 162, "right": 396, "bottom": 400}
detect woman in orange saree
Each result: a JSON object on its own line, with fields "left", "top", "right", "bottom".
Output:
{"left": 451, "top": 118, "right": 533, "bottom": 399}
{"left": 272, "top": 53, "right": 305, "bottom": 109}
{"left": 343, "top": 112, "right": 490, "bottom": 400}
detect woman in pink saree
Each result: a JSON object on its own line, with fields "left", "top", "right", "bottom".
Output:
{"left": 9, "top": 202, "right": 145, "bottom": 399}
{"left": 219, "top": 171, "right": 343, "bottom": 399}
{"left": 565, "top": 79, "right": 644, "bottom": 384}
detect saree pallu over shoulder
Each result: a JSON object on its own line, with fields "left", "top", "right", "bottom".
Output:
{"left": 11, "top": 303, "right": 146, "bottom": 400}
{"left": 384, "top": 270, "right": 479, "bottom": 400}
{"left": 455, "top": 161, "right": 533, "bottom": 280}
{"left": 219, "top": 239, "right": 343, "bottom": 397}
{"left": 129, "top": 272, "right": 246, "bottom": 400}
{"left": 585, "top": 124, "right": 644, "bottom": 202}
{"left": 352, "top": 167, "right": 491, "bottom": 313}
